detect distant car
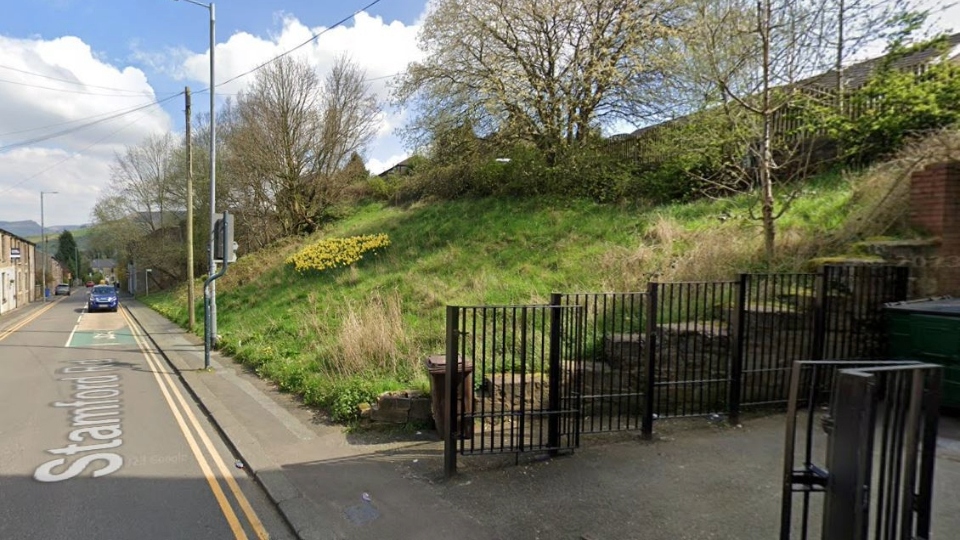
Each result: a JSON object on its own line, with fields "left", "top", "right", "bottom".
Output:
{"left": 54, "top": 284, "right": 71, "bottom": 296}
{"left": 88, "top": 285, "right": 119, "bottom": 313}
{"left": 85, "top": 281, "right": 94, "bottom": 287}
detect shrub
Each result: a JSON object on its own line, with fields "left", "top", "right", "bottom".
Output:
{"left": 286, "top": 234, "right": 391, "bottom": 273}
{"left": 799, "top": 34, "right": 960, "bottom": 166}
{"left": 328, "top": 378, "right": 379, "bottom": 423}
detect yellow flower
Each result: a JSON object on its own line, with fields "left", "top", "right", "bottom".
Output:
{"left": 286, "top": 234, "right": 391, "bottom": 274}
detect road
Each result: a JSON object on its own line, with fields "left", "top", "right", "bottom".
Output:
{"left": 0, "top": 290, "right": 294, "bottom": 540}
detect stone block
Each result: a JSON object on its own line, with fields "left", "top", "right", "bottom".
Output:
{"left": 408, "top": 397, "right": 433, "bottom": 422}
{"left": 370, "top": 393, "right": 412, "bottom": 424}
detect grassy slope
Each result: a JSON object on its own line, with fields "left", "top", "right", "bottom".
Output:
{"left": 145, "top": 172, "right": 862, "bottom": 416}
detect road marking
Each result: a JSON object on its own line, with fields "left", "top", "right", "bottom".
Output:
{"left": 0, "top": 302, "right": 59, "bottom": 343}
{"left": 119, "top": 307, "right": 269, "bottom": 540}
{"left": 65, "top": 324, "right": 80, "bottom": 348}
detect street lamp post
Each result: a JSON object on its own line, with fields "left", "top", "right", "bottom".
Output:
{"left": 40, "top": 191, "right": 58, "bottom": 302}
{"left": 145, "top": 269, "right": 152, "bottom": 296}
{"left": 175, "top": 0, "right": 218, "bottom": 354}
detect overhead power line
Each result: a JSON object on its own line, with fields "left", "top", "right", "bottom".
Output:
{"left": 0, "top": 93, "right": 183, "bottom": 196}
{"left": 215, "top": 0, "right": 385, "bottom": 90}
{"left": 0, "top": 76, "right": 180, "bottom": 98}
{"left": 0, "top": 100, "right": 181, "bottom": 138}
{"left": 0, "top": 94, "right": 182, "bottom": 153}
{"left": 0, "top": 64, "right": 180, "bottom": 95}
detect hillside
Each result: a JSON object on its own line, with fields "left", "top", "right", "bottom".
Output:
{"left": 0, "top": 220, "right": 89, "bottom": 240}
{"left": 145, "top": 130, "right": 960, "bottom": 419}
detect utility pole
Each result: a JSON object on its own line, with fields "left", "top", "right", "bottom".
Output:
{"left": 185, "top": 87, "right": 196, "bottom": 330}
{"left": 208, "top": 2, "right": 218, "bottom": 348}
{"left": 40, "top": 191, "right": 57, "bottom": 301}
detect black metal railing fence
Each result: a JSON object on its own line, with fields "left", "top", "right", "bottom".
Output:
{"left": 443, "top": 265, "right": 910, "bottom": 475}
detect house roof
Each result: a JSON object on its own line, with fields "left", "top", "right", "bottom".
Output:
{"left": 799, "top": 32, "right": 960, "bottom": 91}
{"left": 91, "top": 258, "right": 117, "bottom": 269}
{"left": 0, "top": 227, "right": 36, "bottom": 247}
{"left": 377, "top": 157, "right": 414, "bottom": 177}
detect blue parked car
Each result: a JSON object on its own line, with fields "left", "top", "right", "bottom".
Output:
{"left": 88, "top": 285, "right": 119, "bottom": 312}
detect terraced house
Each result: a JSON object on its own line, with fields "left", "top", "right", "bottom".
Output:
{"left": 0, "top": 228, "right": 37, "bottom": 315}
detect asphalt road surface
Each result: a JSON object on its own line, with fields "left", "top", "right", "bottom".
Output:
{"left": 0, "top": 291, "right": 294, "bottom": 539}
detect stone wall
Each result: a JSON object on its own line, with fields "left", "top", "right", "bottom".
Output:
{"left": 360, "top": 390, "right": 433, "bottom": 425}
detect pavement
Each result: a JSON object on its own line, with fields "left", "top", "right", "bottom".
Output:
{"left": 90, "top": 299, "right": 960, "bottom": 539}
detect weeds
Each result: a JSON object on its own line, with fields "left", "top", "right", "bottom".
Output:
{"left": 139, "top": 128, "right": 960, "bottom": 422}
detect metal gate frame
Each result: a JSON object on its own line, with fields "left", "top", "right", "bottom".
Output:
{"left": 443, "top": 304, "right": 584, "bottom": 476}
{"left": 780, "top": 360, "right": 942, "bottom": 540}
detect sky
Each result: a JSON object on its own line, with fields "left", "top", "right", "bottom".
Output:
{"left": 0, "top": 0, "right": 427, "bottom": 227}
{"left": 0, "top": 0, "right": 958, "bottom": 227}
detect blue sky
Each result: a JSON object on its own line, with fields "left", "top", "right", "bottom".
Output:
{"left": 0, "top": 0, "right": 428, "bottom": 226}
{"left": 0, "top": 0, "right": 958, "bottom": 227}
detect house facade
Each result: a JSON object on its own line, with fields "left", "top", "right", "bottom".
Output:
{"left": 0, "top": 228, "right": 37, "bottom": 315}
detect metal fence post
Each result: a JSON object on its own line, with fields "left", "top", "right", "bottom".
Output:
{"left": 548, "top": 293, "right": 562, "bottom": 455}
{"left": 444, "top": 305, "right": 459, "bottom": 478}
{"left": 642, "top": 281, "right": 658, "bottom": 439}
{"left": 821, "top": 371, "right": 878, "bottom": 540}
{"left": 729, "top": 274, "right": 748, "bottom": 425}
{"left": 915, "top": 368, "right": 941, "bottom": 538}
{"left": 812, "top": 266, "right": 828, "bottom": 361}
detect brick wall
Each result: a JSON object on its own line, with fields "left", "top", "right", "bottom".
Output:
{"left": 910, "top": 161, "right": 960, "bottom": 295}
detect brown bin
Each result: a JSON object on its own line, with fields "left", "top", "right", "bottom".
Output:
{"left": 424, "top": 354, "right": 474, "bottom": 439}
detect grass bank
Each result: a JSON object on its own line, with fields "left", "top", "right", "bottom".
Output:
{"left": 142, "top": 130, "right": 960, "bottom": 421}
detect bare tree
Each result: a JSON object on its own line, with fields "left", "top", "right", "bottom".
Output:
{"left": 673, "top": 0, "right": 829, "bottom": 261}
{"left": 396, "top": 0, "right": 682, "bottom": 163}
{"left": 225, "top": 55, "right": 380, "bottom": 238}
{"left": 91, "top": 133, "right": 188, "bottom": 283}
{"left": 104, "top": 133, "right": 180, "bottom": 232}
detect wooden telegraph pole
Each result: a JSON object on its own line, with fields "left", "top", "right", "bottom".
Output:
{"left": 186, "top": 87, "right": 196, "bottom": 330}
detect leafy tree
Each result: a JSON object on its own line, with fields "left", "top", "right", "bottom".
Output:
{"left": 815, "top": 33, "right": 960, "bottom": 164}
{"left": 54, "top": 230, "right": 80, "bottom": 280}
{"left": 396, "top": 0, "right": 682, "bottom": 165}
{"left": 340, "top": 152, "right": 370, "bottom": 183}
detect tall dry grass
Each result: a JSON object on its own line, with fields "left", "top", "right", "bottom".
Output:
{"left": 838, "top": 128, "right": 960, "bottom": 242}
{"left": 596, "top": 127, "right": 960, "bottom": 286}
{"left": 334, "top": 289, "right": 415, "bottom": 378}
{"left": 598, "top": 214, "right": 766, "bottom": 286}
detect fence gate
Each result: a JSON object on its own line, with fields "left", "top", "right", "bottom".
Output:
{"left": 780, "top": 360, "right": 942, "bottom": 540}
{"left": 558, "top": 292, "right": 647, "bottom": 433}
{"left": 443, "top": 304, "right": 584, "bottom": 476}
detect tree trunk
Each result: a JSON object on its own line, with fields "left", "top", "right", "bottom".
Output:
{"left": 760, "top": 0, "right": 776, "bottom": 262}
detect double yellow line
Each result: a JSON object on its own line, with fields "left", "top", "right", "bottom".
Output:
{"left": 0, "top": 301, "right": 59, "bottom": 343}
{"left": 118, "top": 307, "right": 269, "bottom": 540}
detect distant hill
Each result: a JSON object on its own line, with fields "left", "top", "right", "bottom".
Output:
{"left": 0, "top": 220, "right": 90, "bottom": 240}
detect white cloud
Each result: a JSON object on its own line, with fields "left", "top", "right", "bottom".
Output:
{"left": 0, "top": 34, "right": 172, "bottom": 225}
{"left": 0, "top": 9, "right": 427, "bottom": 226}
{"left": 174, "top": 11, "right": 423, "bottom": 171}
{"left": 0, "top": 147, "right": 114, "bottom": 225}
{"left": 176, "top": 12, "right": 422, "bottom": 96}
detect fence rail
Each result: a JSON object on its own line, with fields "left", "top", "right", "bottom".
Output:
{"left": 444, "top": 304, "right": 583, "bottom": 475}
{"left": 444, "top": 265, "right": 910, "bottom": 475}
